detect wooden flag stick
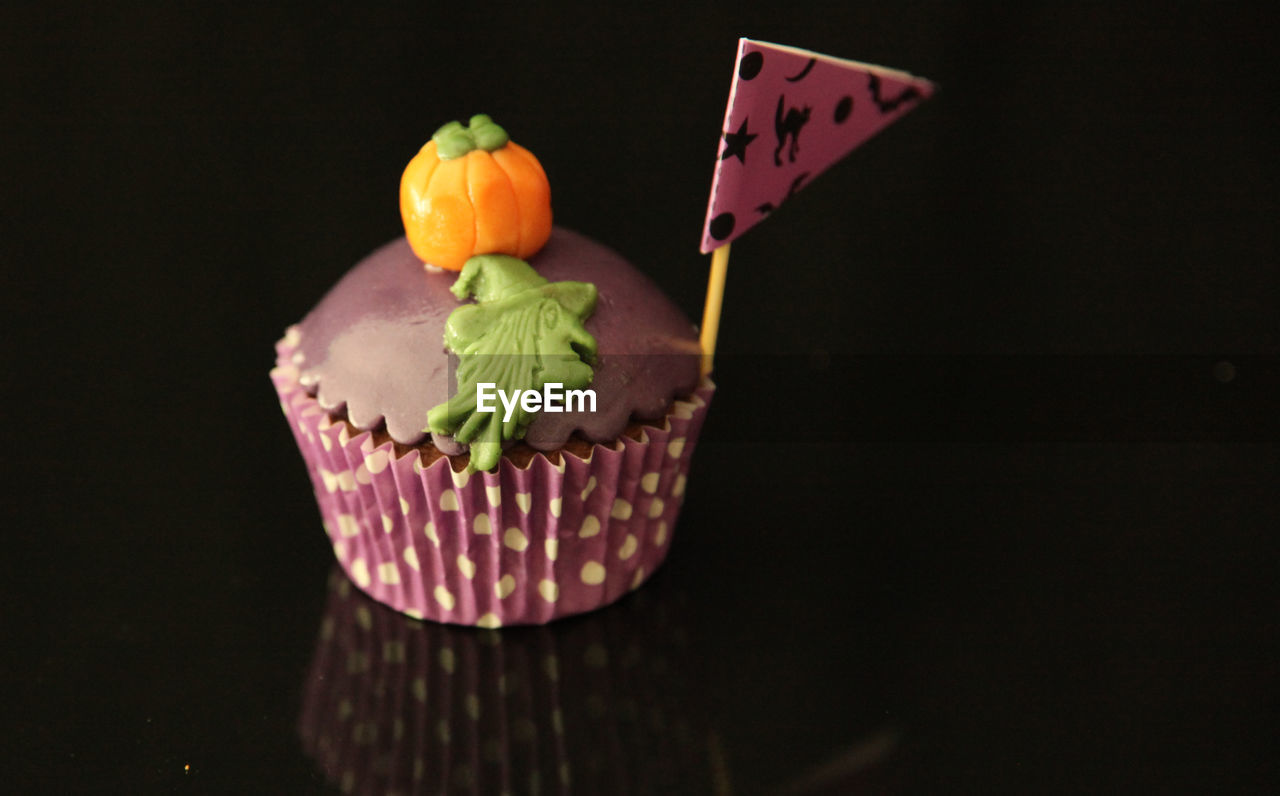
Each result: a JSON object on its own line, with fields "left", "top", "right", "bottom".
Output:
{"left": 698, "top": 243, "right": 731, "bottom": 377}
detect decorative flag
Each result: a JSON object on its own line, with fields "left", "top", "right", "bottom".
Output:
{"left": 700, "top": 39, "right": 935, "bottom": 253}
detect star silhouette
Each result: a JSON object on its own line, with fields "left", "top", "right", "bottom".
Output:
{"left": 719, "top": 117, "right": 758, "bottom": 164}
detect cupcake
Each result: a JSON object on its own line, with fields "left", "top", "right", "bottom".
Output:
{"left": 272, "top": 115, "right": 711, "bottom": 626}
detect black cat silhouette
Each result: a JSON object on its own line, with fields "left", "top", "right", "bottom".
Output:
{"left": 773, "top": 94, "right": 811, "bottom": 166}
{"left": 755, "top": 172, "right": 811, "bottom": 216}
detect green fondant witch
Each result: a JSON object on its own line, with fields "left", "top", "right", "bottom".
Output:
{"left": 426, "top": 255, "right": 597, "bottom": 472}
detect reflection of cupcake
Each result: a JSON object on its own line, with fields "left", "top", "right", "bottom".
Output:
{"left": 299, "top": 564, "right": 710, "bottom": 793}
{"left": 272, "top": 116, "right": 711, "bottom": 625}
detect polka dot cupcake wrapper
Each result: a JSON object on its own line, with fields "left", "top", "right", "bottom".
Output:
{"left": 273, "top": 336, "right": 713, "bottom": 626}
{"left": 299, "top": 567, "right": 705, "bottom": 794}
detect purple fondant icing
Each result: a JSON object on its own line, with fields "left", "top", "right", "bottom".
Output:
{"left": 295, "top": 227, "right": 701, "bottom": 452}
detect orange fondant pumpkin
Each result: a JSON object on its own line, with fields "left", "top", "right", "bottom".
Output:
{"left": 399, "top": 116, "right": 552, "bottom": 271}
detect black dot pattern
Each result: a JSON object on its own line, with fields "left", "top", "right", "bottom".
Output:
{"left": 709, "top": 212, "right": 735, "bottom": 241}
{"left": 738, "top": 51, "right": 763, "bottom": 81}
{"left": 834, "top": 96, "right": 853, "bottom": 123}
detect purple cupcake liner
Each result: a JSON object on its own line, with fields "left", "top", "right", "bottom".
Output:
{"left": 273, "top": 332, "right": 713, "bottom": 626}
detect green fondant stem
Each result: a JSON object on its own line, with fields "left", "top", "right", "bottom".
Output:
{"left": 432, "top": 114, "right": 510, "bottom": 160}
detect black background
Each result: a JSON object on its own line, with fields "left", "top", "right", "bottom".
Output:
{"left": 4, "top": 2, "right": 1278, "bottom": 792}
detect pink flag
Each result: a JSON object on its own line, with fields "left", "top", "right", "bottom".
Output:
{"left": 700, "top": 39, "right": 935, "bottom": 253}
